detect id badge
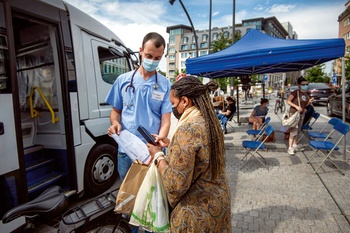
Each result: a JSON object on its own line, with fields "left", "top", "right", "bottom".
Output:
{"left": 152, "top": 91, "right": 165, "bottom": 101}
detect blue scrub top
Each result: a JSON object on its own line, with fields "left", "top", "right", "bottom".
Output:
{"left": 105, "top": 70, "right": 172, "bottom": 152}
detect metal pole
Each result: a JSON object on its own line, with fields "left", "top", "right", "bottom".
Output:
{"left": 208, "top": 0, "right": 212, "bottom": 54}
{"left": 231, "top": 0, "right": 236, "bottom": 123}
{"left": 178, "top": 0, "right": 199, "bottom": 57}
{"left": 342, "top": 57, "right": 346, "bottom": 160}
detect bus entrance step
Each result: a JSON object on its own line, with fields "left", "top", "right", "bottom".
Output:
{"left": 28, "top": 172, "right": 64, "bottom": 194}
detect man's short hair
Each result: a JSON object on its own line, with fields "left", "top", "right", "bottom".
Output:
{"left": 142, "top": 32, "right": 165, "bottom": 49}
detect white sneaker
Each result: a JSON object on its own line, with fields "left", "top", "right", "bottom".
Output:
{"left": 287, "top": 147, "right": 295, "bottom": 155}
{"left": 292, "top": 144, "right": 299, "bottom": 152}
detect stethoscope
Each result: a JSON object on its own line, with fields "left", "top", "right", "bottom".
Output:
{"left": 125, "top": 68, "right": 158, "bottom": 93}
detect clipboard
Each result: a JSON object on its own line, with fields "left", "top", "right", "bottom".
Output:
{"left": 137, "top": 125, "right": 157, "bottom": 146}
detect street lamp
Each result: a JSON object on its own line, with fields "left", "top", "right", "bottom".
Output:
{"left": 169, "top": 0, "right": 199, "bottom": 57}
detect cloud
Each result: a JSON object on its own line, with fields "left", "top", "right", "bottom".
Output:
{"left": 213, "top": 11, "right": 220, "bottom": 17}
{"left": 267, "top": 4, "right": 296, "bottom": 13}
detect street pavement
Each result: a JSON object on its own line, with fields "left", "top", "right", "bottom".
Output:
{"left": 32, "top": 93, "right": 350, "bottom": 233}
{"left": 220, "top": 94, "right": 350, "bottom": 232}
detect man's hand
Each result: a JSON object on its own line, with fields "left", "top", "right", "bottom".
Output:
{"left": 108, "top": 123, "right": 122, "bottom": 136}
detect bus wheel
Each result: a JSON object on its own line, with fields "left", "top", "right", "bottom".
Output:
{"left": 84, "top": 144, "right": 118, "bottom": 196}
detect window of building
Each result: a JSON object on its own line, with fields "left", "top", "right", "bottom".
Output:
{"left": 181, "top": 61, "right": 185, "bottom": 67}
{"left": 224, "top": 31, "right": 229, "bottom": 38}
{"left": 183, "top": 37, "right": 188, "bottom": 43}
{"left": 212, "top": 33, "right": 218, "bottom": 40}
{"left": 189, "top": 52, "right": 197, "bottom": 58}
{"left": 181, "top": 44, "right": 188, "bottom": 50}
{"left": 169, "top": 55, "right": 175, "bottom": 60}
{"left": 202, "top": 34, "right": 208, "bottom": 42}
{"left": 169, "top": 35, "right": 175, "bottom": 45}
{"left": 200, "top": 51, "right": 207, "bottom": 56}
{"left": 169, "top": 47, "right": 175, "bottom": 53}
{"left": 181, "top": 52, "right": 187, "bottom": 58}
{"left": 190, "top": 44, "right": 196, "bottom": 49}
{"left": 169, "top": 62, "right": 175, "bottom": 68}
{"left": 169, "top": 28, "right": 183, "bottom": 35}
{"left": 192, "top": 36, "right": 196, "bottom": 43}
{"left": 200, "top": 42, "right": 208, "bottom": 48}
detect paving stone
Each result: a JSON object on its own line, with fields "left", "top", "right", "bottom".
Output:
{"left": 225, "top": 104, "right": 350, "bottom": 232}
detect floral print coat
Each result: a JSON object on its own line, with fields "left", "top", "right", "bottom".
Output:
{"left": 161, "top": 113, "right": 232, "bottom": 233}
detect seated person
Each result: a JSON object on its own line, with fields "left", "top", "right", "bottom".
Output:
{"left": 216, "top": 96, "right": 236, "bottom": 131}
{"left": 249, "top": 98, "right": 269, "bottom": 130}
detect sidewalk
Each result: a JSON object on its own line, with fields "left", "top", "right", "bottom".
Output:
{"left": 224, "top": 98, "right": 350, "bottom": 232}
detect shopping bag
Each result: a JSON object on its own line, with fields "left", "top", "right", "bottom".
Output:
{"left": 114, "top": 160, "right": 149, "bottom": 215}
{"left": 281, "top": 108, "right": 300, "bottom": 128}
{"left": 129, "top": 161, "right": 170, "bottom": 232}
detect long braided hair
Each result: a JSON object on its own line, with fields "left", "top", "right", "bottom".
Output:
{"left": 171, "top": 76, "right": 225, "bottom": 180}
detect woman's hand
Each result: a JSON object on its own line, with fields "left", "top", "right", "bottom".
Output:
{"left": 296, "top": 106, "right": 303, "bottom": 113}
{"left": 147, "top": 142, "right": 162, "bottom": 157}
{"left": 308, "top": 97, "right": 314, "bottom": 105}
{"left": 152, "top": 134, "right": 170, "bottom": 148}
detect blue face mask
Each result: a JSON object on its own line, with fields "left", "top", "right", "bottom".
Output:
{"left": 142, "top": 58, "right": 160, "bottom": 72}
{"left": 301, "top": 85, "right": 309, "bottom": 91}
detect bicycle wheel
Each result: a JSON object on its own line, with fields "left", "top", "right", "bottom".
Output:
{"left": 82, "top": 214, "right": 131, "bottom": 233}
{"left": 274, "top": 102, "right": 280, "bottom": 114}
{"left": 281, "top": 102, "right": 286, "bottom": 113}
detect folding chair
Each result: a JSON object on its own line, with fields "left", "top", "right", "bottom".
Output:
{"left": 307, "top": 121, "right": 349, "bottom": 175}
{"left": 225, "top": 113, "right": 237, "bottom": 133}
{"left": 246, "top": 117, "right": 271, "bottom": 139}
{"left": 297, "top": 111, "right": 320, "bottom": 143}
{"left": 240, "top": 125, "right": 274, "bottom": 169}
{"left": 308, "top": 117, "right": 342, "bottom": 141}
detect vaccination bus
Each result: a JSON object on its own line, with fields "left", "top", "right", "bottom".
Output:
{"left": 0, "top": 0, "right": 136, "bottom": 229}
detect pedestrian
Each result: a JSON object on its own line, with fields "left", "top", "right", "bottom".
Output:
{"left": 216, "top": 96, "right": 236, "bottom": 133}
{"left": 286, "top": 76, "right": 314, "bottom": 155}
{"left": 249, "top": 98, "right": 269, "bottom": 130}
{"left": 147, "top": 75, "right": 232, "bottom": 233}
{"left": 105, "top": 32, "right": 172, "bottom": 233}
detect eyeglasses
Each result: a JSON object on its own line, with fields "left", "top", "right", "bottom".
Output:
{"left": 301, "top": 84, "right": 308, "bottom": 86}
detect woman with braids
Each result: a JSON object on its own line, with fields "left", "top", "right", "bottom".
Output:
{"left": 147, "top": 76, "right": 232, "bottom": 232}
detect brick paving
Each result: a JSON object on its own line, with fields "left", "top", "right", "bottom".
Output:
{"left": 226, "top": 98, "right": 350, "bottom": 232}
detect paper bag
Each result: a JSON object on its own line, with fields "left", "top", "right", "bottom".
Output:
{"left": 114, "top": 160, "right": 149, "bottom": 215}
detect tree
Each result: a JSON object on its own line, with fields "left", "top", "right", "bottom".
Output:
{"left": 210, "top": 30, "right": 241, "bottom": 91}
{"left": 304, "top": 64, "right": 327, "bottom": 83}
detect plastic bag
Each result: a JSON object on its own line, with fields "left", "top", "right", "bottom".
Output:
{"left": 129, "top": 161, "right": 170, "bottom": 232}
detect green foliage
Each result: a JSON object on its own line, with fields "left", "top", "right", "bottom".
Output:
{"left": 304, "top": 64, "right": 328, "bottom": 83}
{"left": 344, "top": 55, "right": 350, "bottom": 80}
{"left": 209, "top": 30, "right": 241, "bottom": 90}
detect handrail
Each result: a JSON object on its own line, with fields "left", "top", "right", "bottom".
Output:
{"left": 29, "top": 86, "right": 59, "bottom": 123}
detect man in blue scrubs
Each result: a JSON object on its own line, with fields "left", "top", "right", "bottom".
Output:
{"left": 106, "top": 32, "right": 172, "bottom": 233}
{"left": 106, "top": 32, "right": 172, "bottom": 180}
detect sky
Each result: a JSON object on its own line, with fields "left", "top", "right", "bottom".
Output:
{"left": 64, "top": 0, "right": 346, "bottom": 73}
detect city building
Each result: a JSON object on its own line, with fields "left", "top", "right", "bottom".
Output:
{"left": 336, "top": 0, "right": 350, "bottom": 78}
{"left": 166, "top": 16, "right": 291, "bottom": 88}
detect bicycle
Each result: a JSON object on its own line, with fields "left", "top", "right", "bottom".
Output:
{"left": 1, "top": 186, "right": 131, "bottom": 233}
{"left": 274, "top": 95, "right": 286, "bottom": 114}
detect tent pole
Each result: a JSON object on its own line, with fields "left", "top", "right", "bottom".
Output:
{"left": 236, "top": 85, "right": 240, "bottom": 126}
{"left": 342, "top": 57, "right": 346, "bottom": 160}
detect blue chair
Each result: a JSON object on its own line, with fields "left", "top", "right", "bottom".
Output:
{"left": 307, "top": 117, "right": 342, "bottom": 141}
{"left": 297, "top": 111, "right": 320, "bottom": 143}
{"left": 240, "top": 125, "right": 274, "bottom": 169}
{"left": 307, "top": 121, "right": 349, "bottom": 175}
{"left": 246, "top": 117, "right": 271, "bottom": 140}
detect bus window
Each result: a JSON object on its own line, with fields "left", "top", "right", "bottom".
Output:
{"left": 98, "top": 47, "right": 130, "bottom": 84}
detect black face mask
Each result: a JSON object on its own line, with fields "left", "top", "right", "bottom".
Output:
{"left": 172, "top": 102, "right": 182, "bottom": 119}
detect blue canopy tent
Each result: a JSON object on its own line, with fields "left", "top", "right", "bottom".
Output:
{"left": 186, "top": 29, "right": 345, "bottom": 78}
{"left": 186, "top": 29, "right": 345, "bottom": 127}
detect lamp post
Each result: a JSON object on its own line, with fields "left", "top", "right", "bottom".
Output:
{"left": 169, "top": 0, "right": 199, "bottom": 57}
{"left": 208, "top": 0, "right": 212, "bottom": 54}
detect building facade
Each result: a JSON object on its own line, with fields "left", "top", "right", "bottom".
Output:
{"left": 336, "top": 1, "right": 350, "bottom": 77}
{"left": 166, "top": 16, "right": 290, "bottom": 87}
